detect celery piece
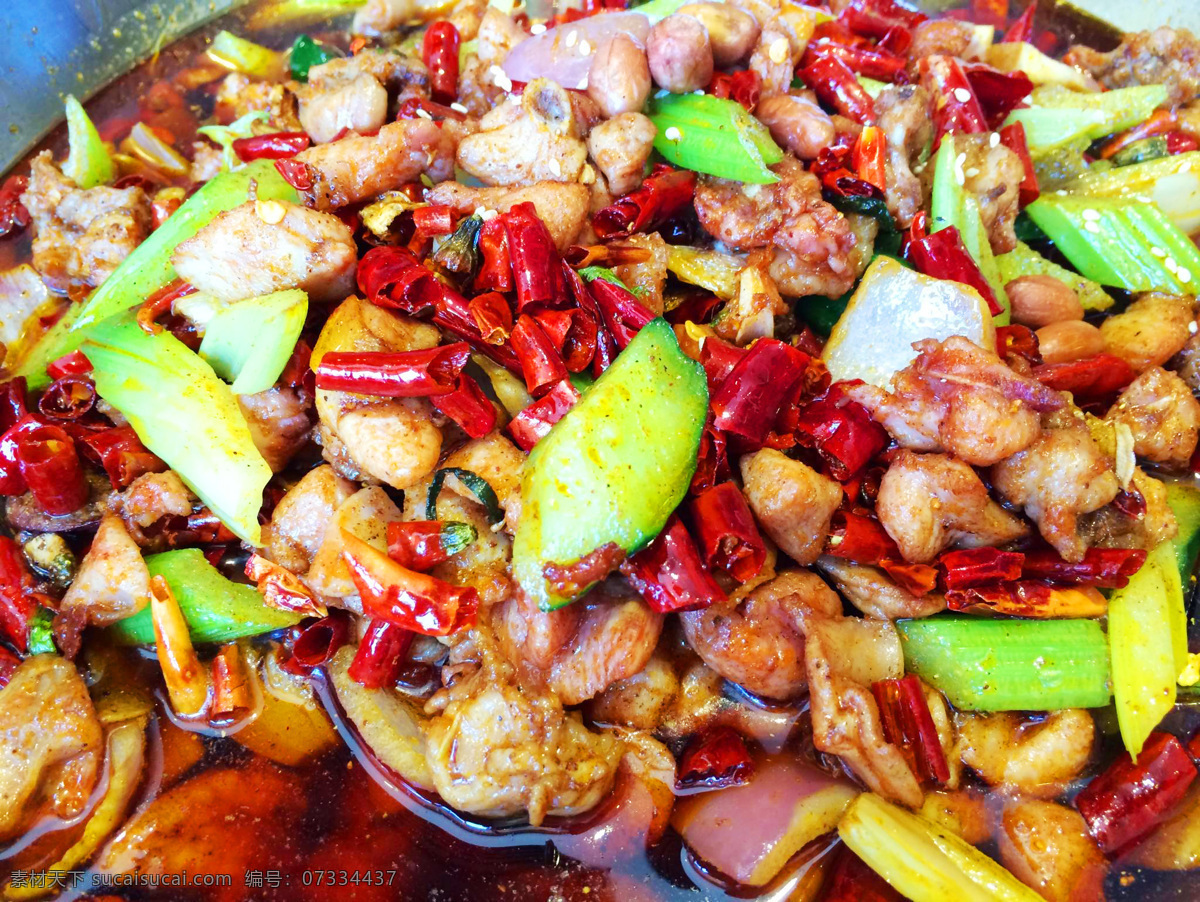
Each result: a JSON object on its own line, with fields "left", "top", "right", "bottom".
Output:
{"left": 1005, "top": 83, "right": 1170, "bottom": 153}
{"left": 1061, "top": 150, "right": 1200, "bottom": 236}
{"left": 857, "top": 76, "right": 888, "bottom": 99}
{"left": 1111, "top": 136, "right": 1170, "bottom": 168}
{"left": 1004, "top": 106, "right": 1114, "bottom": 154}
{"left": 897, "top": 616, "right": 1111, "bottom": 711}
{"left": 109, "top": 549, "right": 301, "bottom": 645}
{"left": 207, "top": 30, "right": 285, "bottom": 80}
{"left": 84, "top": 316, "right": 272, "bottom": 545}
{"left": 14, "top": 160, "right": 298, "bottom": 388}
{"left": 986, "top": 41, "right": 1096, "bottom": 91}
{"left": 1167, "top": 483, "right": 1200, "bottom": 586}
{"left": 839, "top": 794, "right": 1043, "bottom": 902}
{"left": 63, "top": 96, "right": 113, "bottom": 189}
{"left": 196, "top": 110, "right": 268, "bottom": 172}
{"left": 199, "top": 289, "right": 308, "bottom": 395}
{"left": 649, "top": 94, "right": 783, "bottom": 184}
{"left": 634, "top": 0, "right": 691, "bottom": 24}
{"left": 1109, "top": 540, "right": 1185, "bottom": 758}
{"left": 995, "top": 240, "right": 1114, "bottom": 311}
{"left": 1024, "top": 195, "right": 1200, "bottom": 293}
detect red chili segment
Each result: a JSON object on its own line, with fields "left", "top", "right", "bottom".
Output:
{"left": 676, "top": 726, "right": 754, "bottom": 791}
{"left": 711, "top": 338, "right": 815, "bottom": 449}
{"left": 429, "top": 374, "right": 498, "bottom": 439}
{"left": 46, "top": 350, "right": 93, "bottom": 381}
{"left": 16, "top": 422, "right": 88, "bottom": 516}
{"left": 502, "top": 203, "right": 566, "bottom": 311}
{"left": 232, "top": 131, "right": 311, "bottom": 162}
{"left": 286, "top": 614, "right": 351, "bottom": 672}
{"left": 510, "top": 314, "right": 570, "bottom": 396}
{"left": 794, "top": 382, "right": 889, "bottom": 482}
{"left": 907, "top": 225, "right": 1004, "bottom": 316}
{"left": 1033, "top": 354, "right": 1136, "bottom": 400}
{"left": 872, "top": 674, "right": 951, "bottom": 784}
{"left": 592, "top": 165, "right": 697, "bottom": 239}
{"left": 919, "top": 55, "right": 988, "bottom": 147}
{"left": 506, "top": 379, "right": 580, "bottom": 452}
{"left": 273, "top": 158, "right": 315, "bottom": 192}
{"left": 0, "top": 175, "right": 31, "bottom": 239}
{"left": 475, "top": 217, "right": 514, "bottom": 292}
{"left": 1021, "top": 548, "right": 1147, "bottom": 588}
{"left": 799, "top": 53, "right": 877, "bottom": 125}
{"left": 0, "top": 537, "right": 38, "bottom": 652}
{"left": 707, "top": 69, "right": 763, "bottom": 110}
{"left": 622, "top": 515, "right": 727, "bottom": 613}
{"left": 76, "top": 425, "right": 166, "bottom": 490}
{"left": 347, "top": 620, "right": 414, "bottom": 688}
{"left": 314, "top": 344, "right": 471, "bottom": 397}
{"left": 964, "top": 63, "right": 1033, "bottom": 129}
{"left": 422, "top": 21, "right": 461, "bottom": 104}
{"left": 939, "top": 546, "right": 1025, "bottom": 589}
{"left": 687, "top": 482, "right": 766, "bottom": 583}
{"left": 387, "top": 520, "right": 477, "bottom": 571}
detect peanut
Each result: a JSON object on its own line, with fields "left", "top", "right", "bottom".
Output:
{"left": 754, "top": 93, "right": 835, "bottom": 161}
{"left": 586, "top": 34, "right": 652, "bottom": 119}
{"left": 1035, "top": 320, "right": 1104, "bottom": 365}
{"left": 677, "top": 2, "right": 760, "bottom": 67}
{"left": 647, "top": 14, "right": 714, "bottom": 94}
{"left": 1006, "top": 274, "right": 1084, "bottom": 328}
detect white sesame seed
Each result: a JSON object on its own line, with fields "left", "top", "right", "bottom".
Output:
{"left": 530, "top": 22, "right": 546, "bottom": 34}
{"left": 416, "top": 107, "right": 433, "bottom": 119}
{"left": 1056, "top": 189, "right": 1068, "bottom": 196}
{"left": 1180, "top": 267, "right": 1193, "bottom": 284}
{"left": 953, "top": 87, "right": 972, "bottom": 103}
{"left": 1190, "top": 320, "right": 1198, "bottom": 334}
{"left": 665, "top": 126, "right": 682, "bottom": 142}
{"left": 954, "top": 151, "right": 966, "bottom": 187}
{"left": 472, "top": 205, "right": 486, "bottom": 218}
{"left": 1082, "top": 208, "right": 1101, "bottom": 221}
{"left": 579, "top": 75, "right": 589, "bottom": 89}
{"left": 655, "top": 89, "right": 669, "bottom": 98}
{"left": 579, "top": 39, "right": 591, "bottom": 55}
{"left": 964, "top": 167, "right": 980, "bottom": 178}
{"left": 255, "top": 199, "right": 286, "bottom": 224}
{"left": 548, "top": 157, "right": 562, "bottom": 177}
{"left": 769, "top": 37, "right": 789, "bottom": 64}
{"left": 479, "top": 208, "right": 499, "bottom": 222}
{"left": 1166, "top": 257, "right": 1179, "bottom": 273}
{"left": 449, "top": 102, "right": 468, "bottom": 113}
{"left": 580, "top": 163, "right": 596, "bottom": 185}
{"left": 1084, "top": 221, "right": 1100, "bottom": 233}
{"left": 565, "top": 30, "right": 577, "bottom": 47}
{"left": 489, "top": 65, "right": 513, "bottom": 92}
{"left": 1151, "top": 246, "right": 1167, "bottom": 257}
{"left": 989, "top": 132, "right": 1000, "bottom": 147}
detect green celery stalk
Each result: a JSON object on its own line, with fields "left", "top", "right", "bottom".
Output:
{"left": 198, "top": 289, "right": 308, "bottom": 395}
{"left": 84, "top": 316, "right": 272, "bottom": 545}
{"left": 648, "top": 94, "right": 783, "bottom": 185}
{"left": 109, "top": 549, "right": 301, "bottom": 645}
{"left": 634, "top": 0, "right": 691, "bottom": 23}
{"left": 1108, "top": 540, "right": 1185, "bottom": 757}
{"left": 13, "top": 160, "right": 298, "bottom": 388}
{"left": 857, "top": 76, "right": 888, "bottom": 99}
{"left": 897, "top": 616, "right": 1111, "bottom": 711}
{"left": 196, "top": 110, "right": 268, "bottom": 173}
{"left": 1061, "top": 150, "right": 1200, "bottom": 237}
{"left": 1167, "top": 483, "right": 1200, "bottom": 586}
{"left": 839, "top": 794, "right": 1043, "bottom": 902}
{"left": 207, "top": 30, "right": 284, "bottom": 79}
{"left": 1004, "top": 83, "right": 1170, "bottom": 153}
{"left": 1024, "top": 195, "right": 1200, "bottom": 293}
{"left": 995, "top": 240, "right": 1114, "bottom": 311}
{"left": 62, "top": 96, "right": 114, "bottom": 189}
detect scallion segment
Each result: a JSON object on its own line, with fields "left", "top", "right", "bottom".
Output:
{"left": 896, "top": 616, "right": 1111, "bottom": 711}
{"left": 198, "top": 289, "right": 308, "bottom": 395}
{"left": 63, "top": 96, "right": 113, "bottom": 189}
{"left": 207, "top": 30, "right": 285, "bottom": 80}
{"left": 648, "top": 94, "right": 783, "bottom": 185}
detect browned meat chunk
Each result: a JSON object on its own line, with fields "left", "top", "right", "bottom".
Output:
{"left": 238, "top": 386, "right": 315, "bottom": 473}
{"left": 1107, "top": 366, "right": 1200, "bottom": 467}
{"left": 214, "top": 73, "right": 301, "bottom": 131}
{"left": 1066, "top": 27, "right": 1200, "bottom": 106}
{"left": 875, "top": 84, "right": 932, "bottom": 228}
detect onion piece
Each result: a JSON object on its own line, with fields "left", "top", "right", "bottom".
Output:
{"left": 672, "top": 755, "right": 859, "bottom": 886}
{"left": 503, "top": 12, "right": 651, "bottom": 90}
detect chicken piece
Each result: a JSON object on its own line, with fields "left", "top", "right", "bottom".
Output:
{"left": 845, "top": 336, "right": 1063, "bottom": 466}
{"left": 456, "top": 80, "right": 589, "bottom": 187}
{"left": 213, "top": 72, "right": 301, "bottom": 131}
{"left": 456, "top": 8, "right": 529, "bottom": 116}
{"left": 587, "top": 112, "right": 657, "bottom": 197}
{"left": 801, "top": 610, "right": 923, "bottom": 808}
{"left": 437, "top": 432, "right": 524, "bottom": 532}
{"left": 498, "top": 578, "right": 664, "bottom": 705}
{"left": 1100, "top": 292, "right": 1195, "bottom": 373}
{"left": 768, "top": 209, "right": 876, "bottom": 298}
{"left": 237, "top": 386, "right": 314, "bottom": 473}
{"left": 116, "top": 470, "right": 193, "bottom": 535}
{"left": 877, "top": 451, "right": 1029, "bottom": 563}
{"left": 1065, "top": 27, "right": 1200, "bottom": 106}
{"left": 294, "top": 118, "right": 460, "bottom": 210}
{"left": 1107, "top": 366, "right": 1200, "bottom": 467}
{"left": 749, "top": 17, "right": 799, "bottom": 98}
{"left": 0, "top": 656, "right": 104, "bottom": 841}
{"left": 612, "top": 233, "right": 669, "bottom": 316}
{"left": 407, "top": 489, "right": 513, "bottom": 610}
{"left": 20, "top": 152, "right": 151, "bottom": 293}
{"left": 907, "top": 20, "right": 974, "bottom": 68}
{"left": 920, "top": 788, "right": 991, "bottom": 844}
{"left": 680, "top": 570, "right": 842, "bottom": 700}
{"left": 424, "top": 180, "right": 591, "bottom": 252}
{"left": 953, "top": 133, "right": 1024, "bottom": 255}
{"left": 353, "top": 0, "right": 450, "bottom": 34}
{"left": 423, "top": 650, "right": 623, "bottom": 826}
{"left": 739, "top": 449, "right": 842, "bottom": 565}
{"left": 262, "top": 465, "right": 356, "bottom": 575}
{"left": 298, "top": 50, "right": 429, "bottom": 144}
{"left": 54, "top": 515, "right": 150, "bottom": 655}
{"left": 305, "top": 48, "right": 429, "bottom": 97}
{"left": 172, "top": 200, "right": 356, "bottom": 303}
{"left": 1169, "top": 316, "right": 1200, "bottom": 393}
{"left": 1080, "top": 466, "right": 1178, "bottom": 552}
{"left": 188, "top": 141, "right": 224, "bottom": 184}
{"left": 588, "top": 651, "right": 681, "bottom": 732}
{"left": 957, "top": 709, "right": 1094, "bottom": 796}
{"left": 991, "top": 407, "right": 1120, "bottom": 562}
{"left": 875, "top": 84, "right": 932, "bottom": 229}
{"left": 998, "top": 799, "right": 1108, "bottom": 902}
{"left": 816, "top": 557, "right": 947, "bottom": 620}
{"left": 306, "top": 486, "right": 402, "bottom": 600}
{"left": 313, "top": 297, "right": 443, "bottom": 489}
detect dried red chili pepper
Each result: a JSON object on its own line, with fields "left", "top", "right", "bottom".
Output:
{"left": 232, "top": 131, "right": 311, "bottom": 162}
{"left": 853, "top": 125, "right": 889, "bottom": 192}
{"left": 314, "top": 344, "right": 471, "bottom": 397}
{"left": 1076, "top": 732, "right": 1198, "bottom": 854}
{"left": 559, "top": 308, "right": 599, "bottom": 373}
{"left": 1021, "top": 547, "right": 1146, "bottom": 589}
{"left": 543, "top": 542, "right": 628, "bottom": 599}
{"left": 907, "top": 226, "right": 1003, "bottom": 315}
{"left": 285, "top": 613, "right": 351, "bottom": 672}
{"left": 347, "top": 620, "right": 414, "bottom": 688}
{"left": 707, "top": 69, "right": 763, "bottom": 110}
{"left": 246, "top": 554, "right": 325, "bottom": 617}
{"left": 945, "top": 580, "right": 1107, "bottom": 617}
{"left": 76, "top": 425, "right": 165, "bottom": 489}
{"left": 1003, "top": 1, "right": 1037, "bottom": 43}
{"left": 1112, "top": 486, "right": 1147, "bottom": 520}
{"left": 46, "top": 350, "right": 93, "bottom": 381}
{"left": 802, "top": 40, "right": 908, "bottom": 84}
{"left": 592, "top": 165, "right": 697, "bottom": 239}
{"left": 587, "top": 277, "right": 655, "bottom": 350}
{"left": 939, "top": 546, "right": 1025, "bottom": 589}
{"left": 687, "top": 482, "right": 766, "bottom": 583}
{"left": 387, "top": 520, "right": 477, "bottom": 571}
{"left": 510, "top": 315, "right": 570, "bottom": 396}
{"left": 273, "top": 158, "right": 315, "bottom": 192}
{"left": 474, "top": 217, "right": 513, "bottom": 292}
{"left": 137, "top": 279, "right": 197, "bottom": 335}
{"left": 423, "top": 21, "right": 462, "bottom": 104}
{"left": 503, "top": 203, "right": 566, "bottom": 311}
{"left": 210, "top": 644, "right": 253, "bottom": 723}
{"left": 429, "top": 374, "right": 498, "bottom": 439}
{"left": 698, "top": 336, "right": 748, "bottom": 396}
{"left": 0, "top": 379, "right": 27, "bottom": 436}
{"left": 880, "top": 558, "right": 940, "bottom": 596}
{"left": 561, "top": 264, "right": 618, "bottom": 377}
{"left": 1033, "top": 354, "right": 1136, "bottom": 400}
{"left": 712, "top": 339, "right": 815, "bottom": 449}
{"left": 676, "top": 726, "right": 754, "bottom": 791}
{"left": 622, "top": 515, "right": 727, "bottom": 613}
{"left": 794, "top": 382, "right": 890, "bottom": 482}
{"left": 919, "top": 55, "right": 988, "bottom": 147}
{"left": 839, "top": 0, "right": 926, "bottom": 40}
{"left": 1167, "top": 132, "right": 1199, "bottom": 155}
{"left": 996, "top": 323, "right": 1042, "bottom": 366}
{"left": 0, "top": 537, "right": 37, "bottom": 652}
{"left": 341, "top": 531, "right": 478, "bottom": 635}
{"left": 873, "top": 674, "right": 951, "bottom": 784}
{"left": 825, "top": 510, "right": 899, "bottom": 562}
{"left": 0, "top": 647, "right": 19, "bottom": 689}
{"left": 356, "top": 246, "right": 452, "bottom": 316}
{"left": 430, "top": 290, "right": 522, "bottom": 373}
{"left": 37, "top": 376, "right": 97, "bottom": 421}
{"left": 0, "top": 175, "right": 31, "bottom": 238}
{"left": 970, "top": 0, "right": 1009, "bottom": 28}
{"left": 469, "top": 291, "right": 514, "bottom": 345}
{"left": 506, "top": 379, "right": 580, "bottom": 452}
{"left": 964, "top": 63, "right": 1034, "bottom": 129}
{"left": 412, "top": 204, "right": 456, "bottom": 237}
{"left": 690, "top": 418, "right": 731, "bottom": 495}
{"left": 16, "top": 422, "right": 88, "bottom": 515}
{"left": 822, "top": 846, "right": 905, "bottom": 902}
{"left": 800, "top": 53, "right": 877, "bottom": 125}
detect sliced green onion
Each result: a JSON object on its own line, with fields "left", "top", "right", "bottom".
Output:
{"left": 63, "top": 95, "right": 113, "bottom": 189}
{"left": 1024, "top": 195, "right": 1200, "bottom": 293}
{"left": 426, "top": 467, "right": 504, "bottom": 525}
{"left": 198, "top": 289, "right": 308, "bottom": 395}
{"left": 85, "top": 315, "right": 272, "bottom": 545}
{"left": 1109, "top": 540, "right": 1186, "bottom": 757}
{"left": 897, "top": 616, "right": 1111, "bottom": 711}
{"left": 196, "top": 110, "right": 269, "bottom": 172}
{"left": 109, "top": 548, "right": 301, "bottom": 645}
{"left": 207, "top": 30, "right": 285, "bottom": 80}
{"left": 648, "top": 93, "right": 783, "bottom": 185}
{"left": 995, "top": 240, "right": 1114, "bottom": 311}
{"left": 839, "top": 794, "right": 1043, "bottom": 902}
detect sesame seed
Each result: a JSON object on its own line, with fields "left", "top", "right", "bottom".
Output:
{"left": 530, "top": 22, "right": 546, "bottom": 34}
{"left": 989, "top": 132, "right": 1000, "bottom": 147}
{"left": 964, "top": 167, "right": 980, "bottom": 178}
{"left": 479, "top": 208, "right": 499, "bottom": 222}
{"left": 953, "top": 87, "right": 972, "bottom": 103}
{"left": 565, "top": 30, "right": 577, "bottom": 47}
{"left": 1180, "top": 267, "right": 1193, "bottom": 284}
{"left": 579, "top": 75, "right": 589, "bottom": 89}
{"left": 579, "top": 39, "right": 591, "bottom": 55}
{"left": 489, "top": 66, "right": 513, "bottom": 92}
{"left": 548, "top": 158, "right": 562, "bottom": 177}
{"left": 954, "top": 151, "right": 966, "bottom": 187}
{"left": 769, "top": 37, "right": 789, "bottom": 64}
{"left": 1151, "top": 246, "right": 1167, "bottom": 257}
{"left": 416, "top": 107, "right": 433, "bottom": 119}
{"left": 472, "top": 205, "right": 486, "bottom": 218}
{"left": 1166, "top": 256, "right": 1179, "bottom": 273}
{"left": 255, "top": 199, "right": 286, "bottom": 224}
{"left": 1190, "top": 320, "right": 1198, "bottom": 334}
{"left": 665, "top": 126, "right": 682, "bottom": 142}
{"left": 1082, "top": 208, "right": 1101, "bottom": 221}
{"left": 1084, "top": 221, "right": 1100, "bottom": 234}
{"left": 580, "top": 163, "right": 596, "bottom": 185}
{"left": 1056, "top": 189, "right": 1068, "bottom": 196}
{"left": 449, "top": 102, "right": 468, "bottom": 113}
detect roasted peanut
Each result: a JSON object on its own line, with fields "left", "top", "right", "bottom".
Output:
{"left": 1006, "top": 274, "right": 1084, "bottom": 327}
{"left": 677, "top": 2, "right": 760, "bottom": 67}
{"left": 754, "top": 93, "right": 835, "bottom": 160}
{"left": 647, "top": 14, "right": 714, "bottom": 94}
{"left": 1036, "top": 320, "right": 1104, "bottom": 365}
{"left": 586, "top": 34, "right": 652, "bottom": 118}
